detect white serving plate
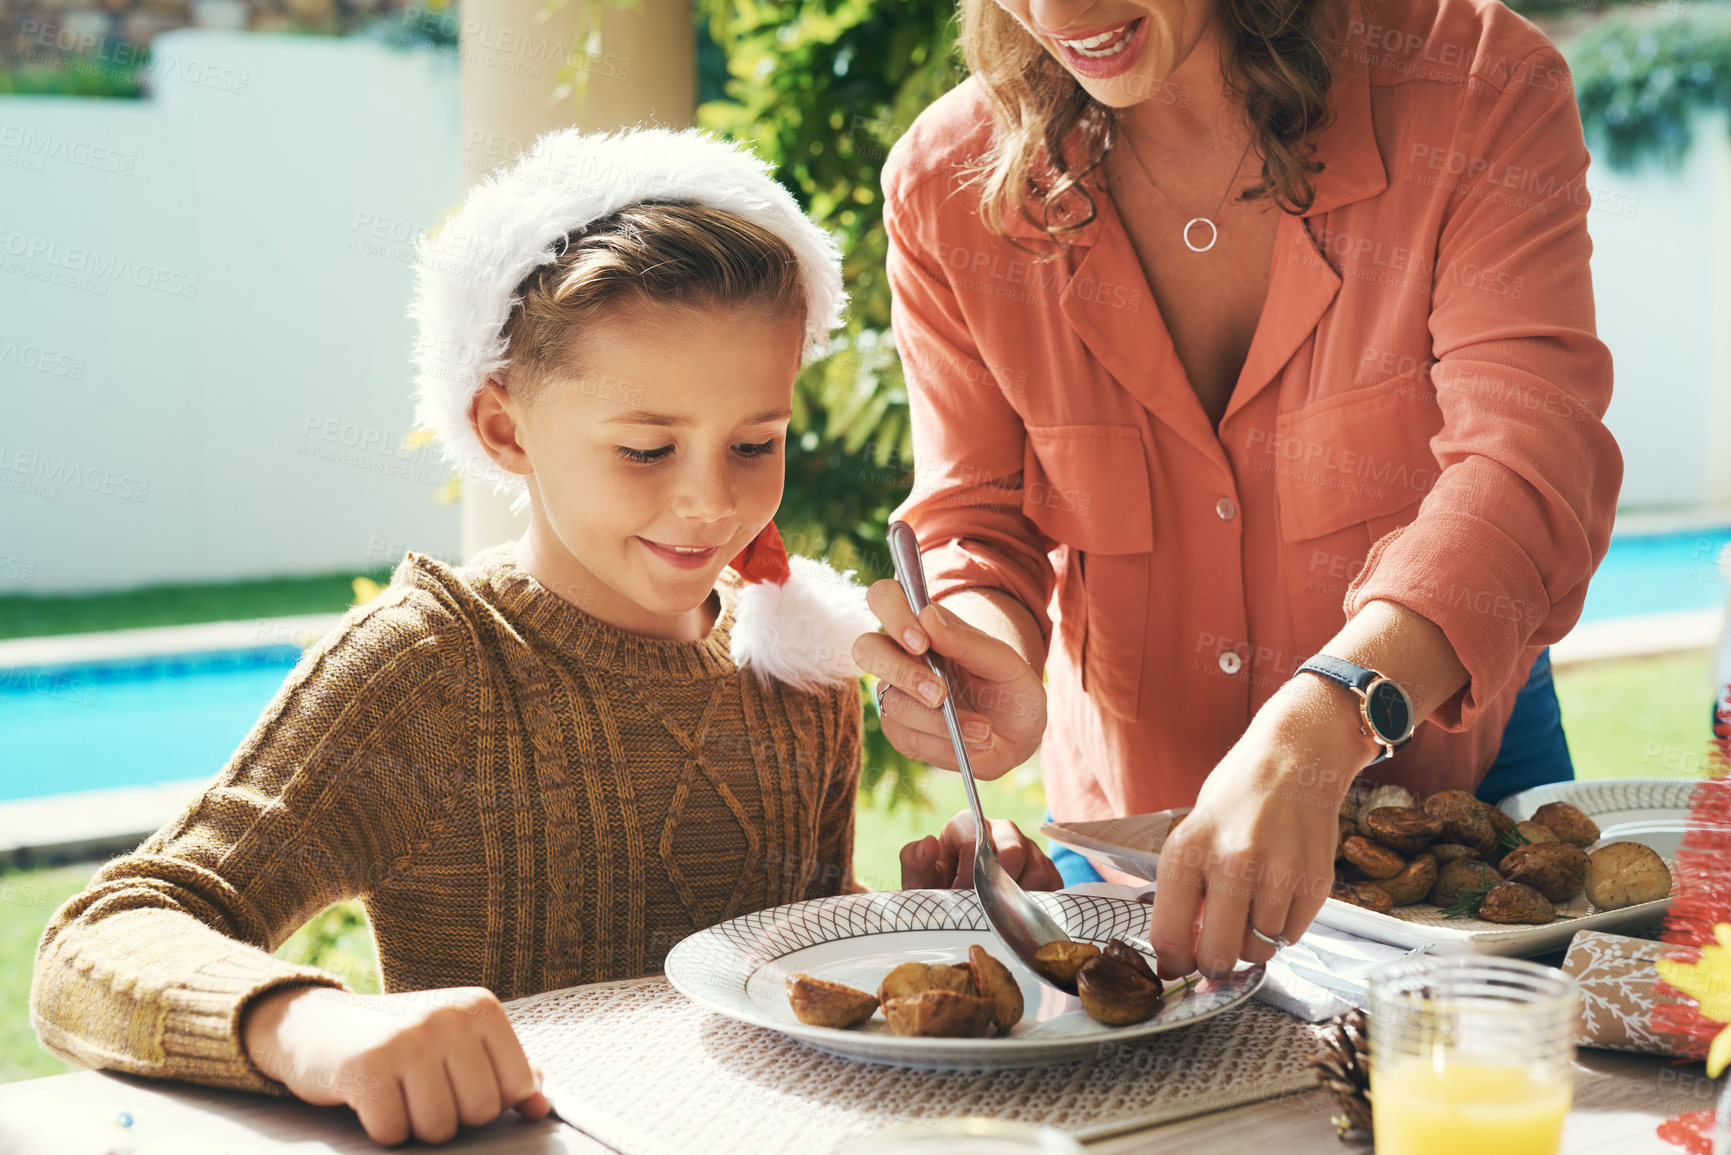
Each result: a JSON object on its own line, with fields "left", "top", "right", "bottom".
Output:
{"left": 1042, "top": 777, "right": 1698, "bottom": 957}
{"left": 663, "top": 889, "right": 1263, "bottom": 1069}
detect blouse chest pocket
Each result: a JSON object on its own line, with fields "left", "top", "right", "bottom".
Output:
{"left": 1022, "top": 424, "right": 1154, "bottom": 721}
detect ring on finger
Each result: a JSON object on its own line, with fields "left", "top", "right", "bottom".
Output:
{"left": 1249, "top": 925, "right": 1290, "bottom": 950}
{"left": 872, "top": 679, "right": 889, "bottom": 716}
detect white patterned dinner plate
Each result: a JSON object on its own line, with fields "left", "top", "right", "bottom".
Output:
{"left": 1042, "top": 778, "right": 1699, "bottom": 957}
{"left": 663, "top": 889, "right": 1264, "bottom": 1069}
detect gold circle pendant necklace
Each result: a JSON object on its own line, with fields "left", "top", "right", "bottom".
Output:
{"left": 1119, "top": 127, "right": 1255, "bottom": 254}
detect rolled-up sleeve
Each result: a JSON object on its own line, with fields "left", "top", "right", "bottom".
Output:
{"left": 1343, "top": 48, "right": 1623, "bottom": 730}
{"left": 882, "top": 158, "right": 1057, "bottom": 650}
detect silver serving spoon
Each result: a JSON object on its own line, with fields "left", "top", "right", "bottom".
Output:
{"left": 887, "top": 520, "right": 1075, "bottom": 984}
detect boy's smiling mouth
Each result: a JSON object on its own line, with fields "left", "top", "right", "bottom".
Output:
{"left": 636, "top": 537, "right": 724, "bottom": 569}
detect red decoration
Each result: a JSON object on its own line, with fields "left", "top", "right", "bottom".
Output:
{"left": 728, "top": 521, "right": 791, "bottom": 586}
{"left": 1657, "top": 1108, "right": 1715, "bottom": 1155}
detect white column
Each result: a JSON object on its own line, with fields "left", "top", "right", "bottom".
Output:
{"left": 456, "top": 0, "right": 696, "bottom": 559}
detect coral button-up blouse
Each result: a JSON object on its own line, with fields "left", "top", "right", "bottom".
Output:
{"left": 881, "top": 0, "right": 1622, "bottom": 822}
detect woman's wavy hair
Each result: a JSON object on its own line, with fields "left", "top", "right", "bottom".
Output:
{"left": 958, "top": 0, "right": 1340, "bottom": 249}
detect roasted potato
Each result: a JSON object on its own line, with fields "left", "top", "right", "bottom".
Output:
{"left": 1424, "top": 791, "right": 1496, "bottom": 856}
{"left": 1498, "top": 842, "right": 1588, "bottom": 904}
{"left": 1529, "top": 801, "right": 1600, "bottom": 848}
{"left": 1428, "top": 843, "right": 1480, "bottom": 864}
{"left": 1104, "top": 938, "right": 1163, "bottom": 993}
{"left": 1585, "top": 842, "right": 1673, "bottom": 910}
{"left": 1335, "top": 860, "right": 1368, "bottom": 884}
{"left": 882, "top": 989, "right": 996, "bottom": 1037}
{"left": 1361, "top": 783, "right": 1419, "bottom": 813}
{"left": 1362, "top": 807, "right": 1445, "bottom": 854}
{"left": 968, "top": 945, "right": 1025, "bottom": 1033}
{"left": 1430, "top": 859, "right": 1503, "bottom": 907}
{"left": 1331, "top": 881, "right": 1395, "bottom": 915}
{"left": 1486, "top": 805, "right": 1516, "bottom": 840}
{"left": 1380, "top": 853, "right": 1440, "bottom": 906}
{"left": 786, "top": 975, "right": 879, "bottom": 1029}
{"left": 1478, "top": 881, "right": 1557, "bottom": 924}
{"left": 1342, "top": 835, "right": 1407, "bottom": 880}
{"left": 878, "top": 961, "right": 974, "bottom": 1005}
{"left": 1031, "top": 941, "right": 1101, "bottom": 990}
{"left": 1336, "top": 814, "right": 1356, "bottom": 860}
{"left": 1077, "top": 951, "right": 1164, "bottom": 1025}
{"left": 1514, "top": 821, "right": 1559, "bottom": 845}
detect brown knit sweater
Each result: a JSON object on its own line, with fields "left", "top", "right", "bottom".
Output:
{"left": 29, "top": 544, "right": 863, "bottom": 1094}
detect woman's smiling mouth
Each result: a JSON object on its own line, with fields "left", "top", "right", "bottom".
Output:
{"left": 637, "top": 538, "right": 722, "bottom": 569}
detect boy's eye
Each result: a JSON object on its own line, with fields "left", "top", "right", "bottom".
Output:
{"left": 617, "top": 445, "right": 673, "bottom": 464}
{"left": 735, "top": 439, "right": 779, "bottom": 458}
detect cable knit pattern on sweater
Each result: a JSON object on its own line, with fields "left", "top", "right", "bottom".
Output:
{"left": 29, "top": 544, "right": 863, "bottom": 1095}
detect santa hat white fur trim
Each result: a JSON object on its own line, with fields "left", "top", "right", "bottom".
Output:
{"left": 731, "top": 555, "right": 877, "bottom": 693}
{"left": 406, "top": 125, "right": 848, "bottom": 494}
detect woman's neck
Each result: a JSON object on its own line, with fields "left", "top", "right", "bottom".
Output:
{"left": 1115, "top": 18, "right": 1247, "bottom": 159}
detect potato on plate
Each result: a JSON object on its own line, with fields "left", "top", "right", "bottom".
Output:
{"left": 878, "top": 960, "right": 975, "bottom": 1004}
{"left": 1077, "top": 943, "right": 1164, "bottom": 1026}
{"left": 968, "top": 945, "right": 1025, "bottom": 1033}
{"left": 1497, "top": 842, "right": 1589, "bottom": 904}
{"left": 786, "top": 975, "right": 880, "bottom": 1029}
{"left": 1361, "top": 807, "right": 1445, "bottom": 855}
{"left": 1430, "top": 859, "right": 1502, "bottom": 907}
{"left": 1478, "top": 881, "right": 1557, "bottom": 924}
{"left": 1380, "top": 853, "right": 1439, "bottom": 907}
{"left": 1514, "top": 821, "right": 1558, "bottom": 845}
{"left": 1342, "top": 835, "right": 1406, "bottom": 880}
{"left": 1428, "top": 842, "right": 1480, "bottom": 865}
{"left": 1423, "top": 791, "right": 1496, "bottom": 856}
{"left": 1529, "top": 801, "right": 1600, "bottom": 848}
{"left": 1585, "top": 842, "right": 1673, "bottom": 910}
{"left": 1331, "top": 881, "right": 1394, "bottom": 915}
{"left": 1032, "top": 940, "right": 1101, "bottom": 991}
{"left": 882, "top": 989, "right": 996, "bottom": 1038}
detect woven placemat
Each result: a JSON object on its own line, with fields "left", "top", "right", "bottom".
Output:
{"left": 506, "top": 975, "right": 1330, "bottom": 1154}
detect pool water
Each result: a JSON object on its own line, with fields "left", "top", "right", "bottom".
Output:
{"left": 0, "top": 528, "right": 1727, "bottom": 804}
{"left": 0, "top": 648, "right": 303, "bottom": 802}
{"left": 1579, "top": 528, "right": 1730, "bottom": 622}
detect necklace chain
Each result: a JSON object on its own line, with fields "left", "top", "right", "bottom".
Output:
{"left": 1118, "top": 126, "right": 1255, "bottom": 254}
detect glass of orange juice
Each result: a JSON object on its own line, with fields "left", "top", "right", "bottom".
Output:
{"left": 1368, "top": 955, "right": 1579, "bottom": 1155}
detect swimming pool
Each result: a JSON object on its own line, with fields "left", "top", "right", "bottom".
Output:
{"left": 0, "top": 647, "right": 303, "bottom": 802}
{"left": 1, "top": 528, "right": 1726, "bottom": 804}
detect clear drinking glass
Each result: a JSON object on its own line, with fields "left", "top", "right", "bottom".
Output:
{"left": 1368, "top": 955, "right": 1579, "bottom": 1155}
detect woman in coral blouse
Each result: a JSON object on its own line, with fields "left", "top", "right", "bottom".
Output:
{"left": 855, "top": 0, "right": 1621, "bottom": 979}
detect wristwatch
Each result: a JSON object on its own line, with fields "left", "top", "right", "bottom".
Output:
{"left": 1294, "top": 654, "right": 1417, "bottom": 765}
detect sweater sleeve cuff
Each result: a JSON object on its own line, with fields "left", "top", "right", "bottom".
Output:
{"left": 1342, "top": 510, "right": 1549, "bottom": 732}
{"left": 165, "top": 951, "right": 353, "bottom": 1095}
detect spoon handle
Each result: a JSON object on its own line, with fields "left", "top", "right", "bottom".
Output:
{"left": 887, "top": 521, "right": 992, "bottom": 849}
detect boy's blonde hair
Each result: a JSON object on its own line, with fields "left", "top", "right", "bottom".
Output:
{"left": 500, "top": 201, "right": 808, "bottom": 396}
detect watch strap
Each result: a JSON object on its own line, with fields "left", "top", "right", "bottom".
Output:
{"left": 1295, "top": 653, "right": 1379, "bottom": 695}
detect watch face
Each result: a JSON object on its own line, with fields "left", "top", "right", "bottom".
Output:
{"left": 1366, "top": 679, "right": 1414, "bottom": 744}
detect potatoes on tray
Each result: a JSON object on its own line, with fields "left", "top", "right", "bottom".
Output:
{"left": 1585, "top": 842, "right": 1673, "bottom": 910}
{"left": 788, "top": 938, "right": 1166, "bottom": 1039}
{"left": 1332, "top": 784, "right": 1671, "bottom": 925}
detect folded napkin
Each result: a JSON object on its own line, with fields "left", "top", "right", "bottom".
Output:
{"left": 1562, "top": 929, "right": 1702, "bottom": 1056}
{"left": 1063, "top": 882, "right": 1420, "bottom": 1022}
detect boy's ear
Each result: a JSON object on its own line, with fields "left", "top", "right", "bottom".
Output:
{"left": 470, "top": 376, "right": 534, "bottom": 476}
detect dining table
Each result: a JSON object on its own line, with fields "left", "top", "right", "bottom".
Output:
{"left": 0, "top": 990, "right": 1706, "bottom": 1154}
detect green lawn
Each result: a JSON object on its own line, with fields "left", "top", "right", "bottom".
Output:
{"left": 1, "top": 647, "right": 1717, "bottom": 1083}
{"left": 0, "top": 569, "right": 394, "bottom": 641}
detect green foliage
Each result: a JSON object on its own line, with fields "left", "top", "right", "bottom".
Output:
{"left": 694, "top": 0, "right": 966, "bottom": 802}
{"left": 1566, "top": 3, "right": 1731, "bottom": 170}
{"left": 0, "top": 61, "right": 143, "bottom": 98}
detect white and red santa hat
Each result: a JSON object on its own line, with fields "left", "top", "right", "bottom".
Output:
{"left": 405, "top": 125, "right": 874, "bottom": 692}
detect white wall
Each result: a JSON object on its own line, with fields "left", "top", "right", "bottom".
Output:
{"left": 1583, "top": 110, "right": 1731, "bottom": 511}
{"left": 1, "top": 31, "right": 463, "bottom": 593}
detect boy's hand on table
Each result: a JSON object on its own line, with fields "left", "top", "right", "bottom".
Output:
{"left": 241, "top": 984, "right": 552, "bottom": 1147}
{"left": 900, "top": 811, "right": 1063, "bottom": 891}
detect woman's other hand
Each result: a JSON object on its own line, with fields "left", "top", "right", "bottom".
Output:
{"left": 899, "top": 811, "right": 1063, "bottom": 891}
{"left": 854, "top": 579, "right": 1047, "bottom": 779}
{"left": 241, "top": 984, "right": 552, "bottom": 1147}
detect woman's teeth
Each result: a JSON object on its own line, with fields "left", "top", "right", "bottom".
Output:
{"left": 1059, "top": 20, "right": 1137, "bottom": 58}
